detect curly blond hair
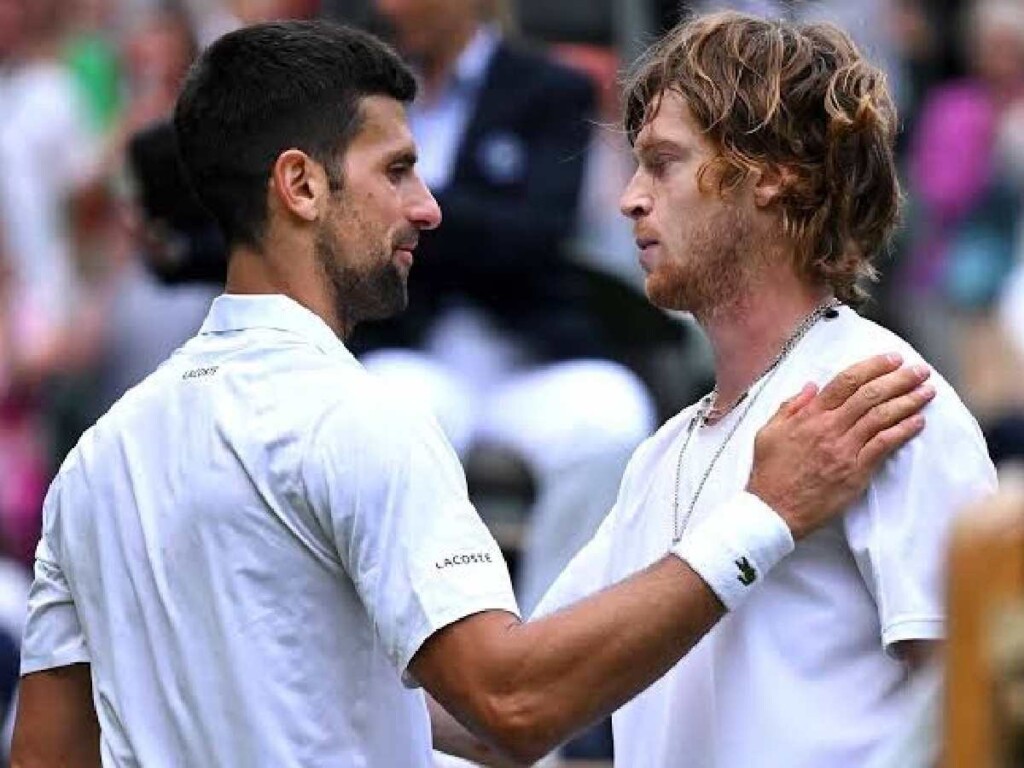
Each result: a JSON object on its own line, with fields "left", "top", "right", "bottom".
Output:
{"left": 623, "top": 11, "right": 901, "bottom": 306}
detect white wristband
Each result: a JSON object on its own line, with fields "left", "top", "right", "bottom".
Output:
{"left": 670, "top": 491, "right": 795, "bottom": 611}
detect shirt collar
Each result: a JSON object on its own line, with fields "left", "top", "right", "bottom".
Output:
{"left": 199, "top": 293, "right": 352, "bottom": 358}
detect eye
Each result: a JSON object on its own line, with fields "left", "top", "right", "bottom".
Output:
{"left": 385, "top": 156, "right": 415, "bottom": 185}
{"left": 386, "top": 162, "right": 412, "bottom": 183}
{"left": 645, "top": 154, "right": 671, "bottom": 178}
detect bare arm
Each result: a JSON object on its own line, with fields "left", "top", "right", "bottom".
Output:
{"left": 12, "top": 664, "right": 101, "bottom": 768}
{"left": 420, "top": 557, "right": 719, "bottom": 765}
{"left": 416, "top": 355, "right": 934, "bottom": 764}
{"left": 428, "top": 695, "right": 530, "bottom": 767}
{"left": 894, "top": 639, "right": 943, "bottom": 673}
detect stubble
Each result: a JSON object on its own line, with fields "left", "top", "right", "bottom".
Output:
{"left": 315, "top": 217, "right": 408, "bottom": 333}
{"left": 654, "top": 201, "right": 763, "bottom": 322}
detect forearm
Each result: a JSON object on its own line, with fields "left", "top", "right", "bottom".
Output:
{"left": 12, "top": 665, "right": 101, "bottom": 768}
{"left": 507, "top": 556, "right": 720, "bottom": 745}
{"left": 425, "top": 555, "right": 723, "bottom": 763}
{"left": 895, "top": 639, "right": 943, "bottom": 674}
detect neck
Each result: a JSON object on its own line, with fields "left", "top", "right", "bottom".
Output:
{"left": 224, "top": 241, "right": 349, "bottom": 341}
{"left": 418, "top": 22, "right": 481, "bottom": 99}
{"left": 700, "top": 273, "right": 832, "bottom": 409}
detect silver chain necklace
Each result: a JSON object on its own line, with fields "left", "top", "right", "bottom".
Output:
{"left": 670, "top": 298, "right": 842, "bottom": 544}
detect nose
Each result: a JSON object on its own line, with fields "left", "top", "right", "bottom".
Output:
{"left": 619, "top": 170, "right": 652, "bottom": 221}
{"left": 409, "top": 175, "right": 442, "bottom": 231}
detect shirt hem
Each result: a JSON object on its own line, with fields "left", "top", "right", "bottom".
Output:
{"left": 21, "top": 648, "right": 91, "bottom": 676}
{"left": 881, "top": 616, "right": 945, "bottom": 653}
{"left": 398, "top": 593, "right": 521, "bottom": 687}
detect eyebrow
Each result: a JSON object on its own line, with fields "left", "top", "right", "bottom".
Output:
{"left": 387, "top": 148, "right": 419, "bottom": 166}
{"left": 634, "top": 137, "right": 685, "bottom": 155}
{"left": 632, "top": 137, "right": 689, "bottom": 163}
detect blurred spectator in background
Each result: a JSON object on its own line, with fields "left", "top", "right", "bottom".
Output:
{"left": 360, "top": 0, "right": 656, "bottom": 623}
{"left": 65, "top": 0, "right": 122, "bottom": 138}
{"left": 88, "top": 6, "right": 222, "bottom": 419}
{"left": 0, "top": 1, "right": 78, "bottom": 751}
{"left": 0, "top": 0, "right": 106, "bottom": 564}
{"left": 181, "top": 0, "right": 323, "bottom": 47}
{"left": 900, "top": 0, "right": 1024, "bottom": 435}
{"left": 0, "top": 221, "right": 31, "bottom": 737}
{"left": 360, "top": 7, "right": 655, "bottom": 760}
{"left": 118, "top": 7, "right": 196, "bottom": 142}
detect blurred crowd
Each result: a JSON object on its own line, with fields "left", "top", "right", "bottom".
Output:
{"left": 0, "top": 0, "right": 1022, "bottom": 763}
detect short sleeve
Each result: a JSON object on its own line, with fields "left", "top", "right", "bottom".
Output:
{"left": 843, "top": 387, "right": 998, "bottom": 653}
{"left": 300, "top": 395, "right": 519, "bottom": 681}
{"left": 21, "top": 480, "right": 91, "bottom": 675}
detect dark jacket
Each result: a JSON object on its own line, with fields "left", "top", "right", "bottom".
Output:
{"left": 361, "top": 40, "right": 601, "bottom": 361}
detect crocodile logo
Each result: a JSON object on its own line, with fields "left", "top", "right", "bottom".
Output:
{"left": 735, "top": 557, "right": 757, "bottom": 586}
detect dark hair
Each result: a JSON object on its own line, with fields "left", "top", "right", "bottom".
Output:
{"left": 623, "top": 12, "right": 900, "bottom": 307}
{"left": 173, "top": 20, "right": 417, "bottom": 250}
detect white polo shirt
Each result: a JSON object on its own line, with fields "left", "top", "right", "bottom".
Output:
{"left": 534, "top": 305, "right": 996, "bottom": 768}
{"left": 21, "top": 294, "right": 519, "bottom": 767}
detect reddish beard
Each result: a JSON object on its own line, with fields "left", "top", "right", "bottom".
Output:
{"left": 646, "top": 202, "right": 759, "bottom": 320}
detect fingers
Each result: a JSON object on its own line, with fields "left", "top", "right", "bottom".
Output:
{"left": 829, "top": 363, "right": 931, "bottom": 431}
{"left": 814, "top": 354, "right": 903, "bottom": 412}
{"left": 775, "top": 383, "right": 818, "bottom": 419}
{"left": 845, "top": 383, "right": 936, "bottom": 449}
{"left": 857, "top": 411, "right": 927, "bottom": 470}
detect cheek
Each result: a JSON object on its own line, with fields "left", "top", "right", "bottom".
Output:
{"left": 666, "top": 190, "right": 716, "bottom": 244}
{"left": 323, "top": 209, "right": 368, "bottom": 261}
{"left": 655, "top": 209, "right": 693, "bottom": 262}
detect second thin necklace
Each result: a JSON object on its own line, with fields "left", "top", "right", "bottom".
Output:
{"left": 670, "top": 298, "right": 841, "bottom": 544}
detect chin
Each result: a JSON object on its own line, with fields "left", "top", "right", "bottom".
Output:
{"left": 645, "top": 274, "right": 688, "bottom": 312}
{"left": 376, "top": 293, "right": 409, "bottom": 322}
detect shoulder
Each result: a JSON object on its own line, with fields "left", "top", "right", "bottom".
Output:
{"left": 794, "top": 308, "right": 926, "bottom": 385}
{"left": 301, "top": 358, "right": 457, "bottom": 474}
{"left": 800, "top": 309, "right": 980, "bottom": 430}
{"left": 798, "top": 308, "right": 995, "bottom": 490}
{"left": 298, "top": 362, "right": 468, "bottom": 517}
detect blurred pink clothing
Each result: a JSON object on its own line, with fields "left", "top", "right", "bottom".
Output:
{"left": 0, "top": 395, "right": 47, "bottom": 564}
{"left": 907, "top": 81, "right": 998, "bottom": 290}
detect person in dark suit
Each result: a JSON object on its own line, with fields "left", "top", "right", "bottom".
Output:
{"left": 361, "top": 0, "right": 655, "bottom": 627}
{"left": 421, "top": 47, "right": 599, "bottom": 357}
{"left": 361, "top": 0, "right": 604, "bottom": 361}
{"left": 360, "top": 8, "right": 651, "bottom": 762}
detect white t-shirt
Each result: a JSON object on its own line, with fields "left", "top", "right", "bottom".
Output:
{"left": 21, "top": 294, "right": 520, "bottom": 767}
{"left": 534, "top": 305, "right": 996, "bottom": 768}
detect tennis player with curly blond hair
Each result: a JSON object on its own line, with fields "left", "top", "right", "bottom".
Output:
{"left": 520, "top": 11, "right": 996, "bottom": 767}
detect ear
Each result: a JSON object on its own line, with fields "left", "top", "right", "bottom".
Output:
{"left": 269, "top": 149, "right": 330, "bottom": 223}
{"left": 752, "top": 165, "right": 791, "bottom": 209}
